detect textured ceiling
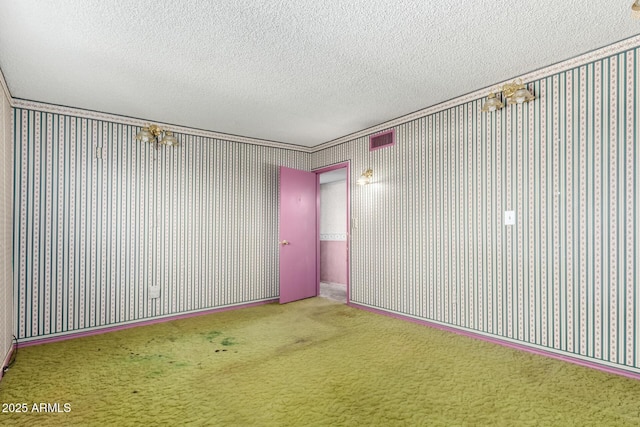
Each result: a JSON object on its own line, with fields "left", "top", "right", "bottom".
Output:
{"left": 0, "top": 0, "right": 638, "bottom": 147}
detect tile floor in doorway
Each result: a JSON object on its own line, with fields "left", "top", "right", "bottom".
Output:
{"left": 319, "top": 281, "right": 347, "bottom": 303}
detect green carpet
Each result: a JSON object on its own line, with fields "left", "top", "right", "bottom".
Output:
{"left": 1, "top": 297, "right": 640, "bottom": 426}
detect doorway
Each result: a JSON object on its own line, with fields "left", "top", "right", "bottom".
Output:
{"left": 315, "top": 163, "right": 350, "bottom": 303}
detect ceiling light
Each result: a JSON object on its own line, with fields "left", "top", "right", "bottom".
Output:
{"left": 136, "top": 124, "right": 180, "bottom": 149}
{"left": 633, "top": 0, "right": 640, "bottom": 19}
{"left": 357, "top": 169, "right": 373, "bottom": 186}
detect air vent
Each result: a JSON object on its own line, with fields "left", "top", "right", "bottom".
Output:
{"left": 369, "top": 129, "right": 395, "bottom": 151}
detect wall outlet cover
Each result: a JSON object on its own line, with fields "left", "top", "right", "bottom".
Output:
{"left": 149, "top": 286, "right": 161, "bottom": 299}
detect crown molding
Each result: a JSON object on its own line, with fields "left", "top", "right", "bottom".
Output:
{"left": 11, "top": 98, "right": 313, "bottom": 153}
{"left": 7, "top": 33, "right": 640, "bottom": 155}
{"left": 311, "top": 34, "right": 640, "bottom": 153}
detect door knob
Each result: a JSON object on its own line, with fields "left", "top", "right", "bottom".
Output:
{"left": 279, "top": 240, "right": 290, "bottom": 245}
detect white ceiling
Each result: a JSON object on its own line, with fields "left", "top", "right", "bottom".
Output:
{"left": 0, "top": 1, "right": 638, "bottom": 148}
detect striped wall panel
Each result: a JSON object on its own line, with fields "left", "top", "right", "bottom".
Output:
{"left": 13, "top": 111, "right": 310, "bottom": 340}
{"left": 312, "top": 45, "right": 640, "bottom": 374}
{"left": 0, "top": 74, "right": 13, "bottom": 364}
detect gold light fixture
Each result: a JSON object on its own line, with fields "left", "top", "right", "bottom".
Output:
{"left": 480, "top": 92, "right": 504, "bottom": 112}
{"left": 357, "top": 169, "right": 373, "bottom": 186}
{"left": 633, "top": 0, "right": 640, "bottom": 19}
{"left": 502, "top": 80, "right": 535, "bottom": 104}
{"left": 136, "top": 124, "right": 179, "bottom": 149}
{"left": 482, "top": 79, "right": 535, "bottom": 112}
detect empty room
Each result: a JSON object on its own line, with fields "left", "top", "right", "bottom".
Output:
{"left": 1, "top": 1, "right": 640, "bottom": 425}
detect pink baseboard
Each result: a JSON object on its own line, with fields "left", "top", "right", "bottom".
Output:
{"left": 18, "top": 299, "right": 278, "bottom": 348}
{"left": 320, "top": 240, "right": 347, "bottom": 284}
{"left": 349, "top": 302, "right": 640, "bottom": 381}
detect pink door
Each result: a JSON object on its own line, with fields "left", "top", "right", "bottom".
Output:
{"left": 279, "top": 166, "right": 317, "bottom": 303}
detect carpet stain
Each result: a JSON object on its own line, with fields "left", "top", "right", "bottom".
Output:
{"left": 220, "top": 337, "right": 236, "bottom": 346}
{"left": 170, "top": 361, "right": 189, "bottom": 368}
{"left": 202, "top": 330, "right": 222, "bottom": 341}
{"left": 1, "top": 298, "right": 640, "bottom": 426}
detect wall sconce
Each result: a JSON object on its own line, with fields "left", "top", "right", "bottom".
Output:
{"left": 481, "top": 79, "right": 535, "bottom": 112}
{"left": 357, "top": 169, "right": 373, "bottom": 186}
{"left": 136, "top": 124, "right": 179, "bottom": 149}
{"left": 633, "top": 0, "right": 640, "bottom": 19}
{"left": 480, "top": 92, "right": 503, "bottom": 112}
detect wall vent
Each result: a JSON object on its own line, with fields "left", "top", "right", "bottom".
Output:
{"left": 369, "top": 129, "right": 395, "bottom": 151}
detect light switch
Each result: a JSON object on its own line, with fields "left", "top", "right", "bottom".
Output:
{"left": 504, "top": 211, "right": 516, "bottom": 226}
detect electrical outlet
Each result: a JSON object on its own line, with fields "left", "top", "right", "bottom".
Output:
{"left": 149, "top": 286, "right": 160, "bottom": 299}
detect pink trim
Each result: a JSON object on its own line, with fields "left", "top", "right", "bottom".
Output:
{"left": 369, "top": 129, "right": 395, "bottom": 151}
{"left": 18, "top": 299, "right": 277, "bottom": 348}
{"left": 316, "top": 177, "right": 321, "bottom": 296}
{"left": 350, "top": 302, "right": 640, "bottom": 381}
{"left": 313, "top": 162, "right": 351, "bottom": 303}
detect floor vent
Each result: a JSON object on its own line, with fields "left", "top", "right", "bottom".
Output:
{"left": 370, "top": 129, "right": 395, "bottom": 151}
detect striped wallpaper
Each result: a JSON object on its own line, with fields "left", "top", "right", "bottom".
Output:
{"left": 13, "top": 111, "right": 309, "bottom": 340}
{"left": 6, "top": 33, "right": 640, "bottom": 377}
{"left": 312, "top": 45, "right": 640, "bottom": 374}
{"left": 0, "top": 70, "right": 13, "bottom": 366}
